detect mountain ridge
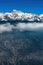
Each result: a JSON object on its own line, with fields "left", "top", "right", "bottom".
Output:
{"left": 0, "top": 10, "right": 43, "bottom": 22}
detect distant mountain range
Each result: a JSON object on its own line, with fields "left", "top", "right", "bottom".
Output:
{"left": 0, "top": 10, "right": 43, "bottom": 22}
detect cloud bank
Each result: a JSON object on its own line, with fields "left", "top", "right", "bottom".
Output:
{"left": 0, "top": 10, "right": 43, "bottom": 22}
{"left": 0, "top": 23, "right": 43, "bottom": 33}
{"left": 15, "top": 23, "right": 43, "bottom": 31}
{"left": 0, "top": 23, "right": 14, "bottom": 33}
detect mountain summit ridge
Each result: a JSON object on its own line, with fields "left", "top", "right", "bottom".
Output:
{"left": 0, "top": 10, "right": 43, "bottom": 22}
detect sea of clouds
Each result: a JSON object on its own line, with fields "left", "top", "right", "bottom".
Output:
{"left": 0, "top": 22, "right": 43, "bottom": 33}
{"left": 0, "top": 23, "right": 14, "bottom": 33}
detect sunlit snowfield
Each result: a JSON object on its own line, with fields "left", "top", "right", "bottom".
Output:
{"left": 0, "top": 22, "right": 43, "bottom": 65}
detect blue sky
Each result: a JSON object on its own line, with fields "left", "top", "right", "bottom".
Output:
{"left": 0, "top": 0, "right": 43, "bottom": 14}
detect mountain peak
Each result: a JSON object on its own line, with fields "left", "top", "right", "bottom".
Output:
{"left": 0, "top": 9, "right": 43, "bottom": 22}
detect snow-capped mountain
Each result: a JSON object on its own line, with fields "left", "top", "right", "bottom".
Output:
{"left": 0, "top": 10, "right": 43, "bottom": 22}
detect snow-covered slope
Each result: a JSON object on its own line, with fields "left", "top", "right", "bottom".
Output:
{"left": 0, "top": 10, "right": 43, "bottom": 22}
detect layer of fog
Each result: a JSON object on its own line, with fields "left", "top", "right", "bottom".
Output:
{"left": 0, "top": 23, "right": 14, "bottom": 33}
{"left": 0, "top": 23, "right": 43, "bottom": 33}
{"left": 15, "top": 23, "right": 43, "bottom": 31}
